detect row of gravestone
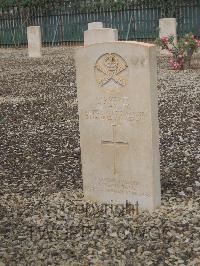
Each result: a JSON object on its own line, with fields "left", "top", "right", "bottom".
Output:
{"left": 27, "top": 18, "right": 177, "bottom": 58}
{"left": 27, "top": 22, "right": 119, "bottom": 57}
{"left": 27, "top": 21, "right": 174, "bottom": 211}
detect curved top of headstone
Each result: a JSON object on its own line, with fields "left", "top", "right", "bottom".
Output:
{"left": 81, "top": 40, "right": 155, "bottom": 49}
{"left": 27, "top": 25, "right": 41, "bottom": 29}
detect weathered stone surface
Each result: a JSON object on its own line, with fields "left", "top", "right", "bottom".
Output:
{"left": 88, "top": 22, "right": 103, "bottom": 30}
{"left": 84, "top": 27, "right": 118, "bottom": 46}
{"left": 27, "top": 26, "right": 42, "bottom": 58}
{"left": 75, "top": 41, "right": 161, "bottom": 210}
{"left": 159, "top": 18, "right": 177, "bottom": 39}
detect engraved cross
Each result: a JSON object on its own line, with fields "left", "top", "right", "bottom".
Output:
{"left": 101, "top": 124, "right": 128, "bottom": 175}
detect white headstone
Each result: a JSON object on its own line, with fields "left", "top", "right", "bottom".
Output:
{"left": 84, "top": 23, "right": 118, "bottom": 46}
{"left": 159, "top": 18, "right": 177, "bottom": 44}
{"left": 88, "top": 22, "right": 103, "bottom": 30}
{"left": 27, "top": 26, "right": 42, "bottom": 58}
{"left": 75, "top": 41, "right": 161, "bottom": 211}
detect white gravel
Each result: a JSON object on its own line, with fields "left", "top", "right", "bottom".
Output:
{"left": 0, "top": 47, "right": 199, "bottom": 265}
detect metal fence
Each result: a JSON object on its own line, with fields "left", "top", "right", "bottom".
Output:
{"left": 177, "top": 2, "right": 200, "bottom": 37}
{"left": 0, "top": 1, "right": 200, "bottom": 47}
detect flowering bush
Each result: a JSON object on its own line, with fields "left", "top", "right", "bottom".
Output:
{"left": 155, "top": 33, "right": 200, "bottom": 70}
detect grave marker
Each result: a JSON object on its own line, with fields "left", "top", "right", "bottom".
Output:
{"left": 84, "top": 22, "right": 118, "bottom": 46}
{"left": 88, "top": 22, "right": 103, "bottom": 30}
{"left": 27, "top": 26, "right": 42, "bottom": 58}
{"left": 75, "top": 41, "right": 161, "bottom": 211}
{"left": 159, "top": 18, "right": 177, "bottom": 55}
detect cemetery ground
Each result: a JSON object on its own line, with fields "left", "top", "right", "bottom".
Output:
{"left": 0, "top": 46, "right": 199, "bottom": 266}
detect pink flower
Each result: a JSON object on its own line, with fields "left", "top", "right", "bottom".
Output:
{"left": 169, "top": 58, "right": 183, "bottom": 70}
{"left": 161, "top": 36, "right": 168, "bottom": 44}
{"left": 185, "top": 41, "right": 188, "bottom": 45}
{"left": 195, "top": 39, "right": 200, "bottom": 47}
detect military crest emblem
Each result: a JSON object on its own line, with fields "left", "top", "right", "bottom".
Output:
{"left": 95, "top": 53, "right": 128, "bottom": 93}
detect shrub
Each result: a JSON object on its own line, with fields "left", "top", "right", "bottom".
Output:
{"left": 155, "top": 33, "right": 200, "bottom": 70}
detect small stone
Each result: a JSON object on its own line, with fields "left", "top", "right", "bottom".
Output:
{"left": 179, "top": 191, "right": 186, "bottom": 196}
{"left": 74, "top": 147, "right": 80, "bottom": 153}
{"left": 178, "top": 136, "right": 184, "bottom": 142}
{"left": 186, "top": 187, "right": 193, "bottom": 192}
{"left": 195, "top": 181, "right": 200, "bottom": 187}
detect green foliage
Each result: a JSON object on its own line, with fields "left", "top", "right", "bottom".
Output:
{"left": 155, "top": 32, "right": 200, "bottom": 69}
{"left": 0, "top": 0, "right": 51, "bottom": 9}
{"left": 0, "top": 0, "right": 15, "bottom": 9}
{"left": 0, "top": 0, "right": 197, "bottom": 13}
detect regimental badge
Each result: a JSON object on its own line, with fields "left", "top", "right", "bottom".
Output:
{"left": 95, "top": 53, "right": 128, "bottom": 91}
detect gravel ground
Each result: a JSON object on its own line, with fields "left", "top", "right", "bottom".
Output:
{"left": 0, "top": 47, "right": 199, "bottom": 266}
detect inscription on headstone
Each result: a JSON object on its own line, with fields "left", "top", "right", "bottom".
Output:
{"left": 101, "top": 124, "right": 129, "bottom": 175}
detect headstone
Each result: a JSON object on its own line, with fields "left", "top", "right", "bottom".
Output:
{"left": 75, "top": 41, "right": 161, "bottom": 211}
{"left": 88, "top": 22, "right": 103, "bottom": 30}
{"left": 27, "top": 26, "right": 42, "bottom": 58}
{"left": 159, "top": 18, "right": 177, "bottom": 45}
{"left": 84, "top": 22, "right": 118, "bottom": 46}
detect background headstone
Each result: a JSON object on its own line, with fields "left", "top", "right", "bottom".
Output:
{"left": 84, "top": 22, "right": 118, "bottom": 46}
{"left": 88, "top": 22, "right": 103, "bottom": 30}
{"left": 159, "top": 18, "right": 177, "bottom": 42}
{"left": 159, "top": 18, "right": 177, "bottom": 55}
{"left": 27, "top": 26, "right": 42, "bottom": 58}
{"left": 75, "top": 41, "right": 161, "bottom": 211}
